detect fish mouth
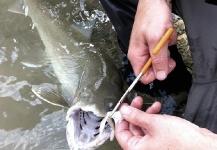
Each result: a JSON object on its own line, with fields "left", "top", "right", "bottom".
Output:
{"left": 66, "top": 108, "right": 114, "bottom": 150}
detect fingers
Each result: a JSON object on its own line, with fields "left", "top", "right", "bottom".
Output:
{"left": 130, "top": 96, "right": 143, "bottom": 109}
{"left": 139, "top": 67, "right": 156, "bottom": 84}
{"left": 127, "top": 40, "right": 150, "bottom": 78}
{"left": 129, "top": 97, "right": 145, "bottom": 136}
{"left": 128, "top": 33, "right": 177, "bottom": 85}
{"left": 146, "top": 101, "right": 162, "bottom": 114}
{"left": 130, "top": 96, "right": 162, "bottom": 114}
{"left": 127, "top": 0, "right": 177, "bottom": 84}
{"left": 149, "top": 28, "right": 177, "bottom": 81}
{"left": 128, "top": 20, "right": 178, "bottom": 80}
{"left": 168, "top": 30, "right": 178, "bottom": 46}
{"left": 139, "top": 50, "right": 176, "bottom": 84}
{"left": 115, "top": 99, "right": 145, "bottom": 149}
{"left": 168, "top": 57, "right": 176, "bottom": 73}
{"left": 115, "top": 118, "right": 134, "bottom": 149}
{"left": 115, "top": 103, "right": 134, "bottom": 149}
{"left": 150, "top": 42, "right": 170, "bottom": 81}
{"left": 120, "top": 105, "right": 153, "bottom": 130}
{"left": 115, "top": 98, "right": 161, "bottom": 149}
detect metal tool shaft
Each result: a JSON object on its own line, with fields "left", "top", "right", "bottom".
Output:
{"left": 109, "top": 28, "right": 174, "bottom": 118}
{"left": 109, "top": 72, "right": 143, "bottom": 117}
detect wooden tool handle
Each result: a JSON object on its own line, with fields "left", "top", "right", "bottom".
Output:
{"left": 141, "top": 58, "right": 152, "bottom": 74}
{"left": 153, "top": 28, "right": 174, "bottom": 55}
{"left": 141, "top": 28, "right": 174, "bottom": 74}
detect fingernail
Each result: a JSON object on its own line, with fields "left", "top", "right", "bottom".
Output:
{"left": 156, "top": 71, "right": 166, "bottom": 80}
{"left": 121, "top": 106, "right": 131, "bottom": 115}
{"left": 169, "top": 62, "right": 174, "bottom": 68}
{"left": 169, "top": 63, "right": 173, "bottom": 68}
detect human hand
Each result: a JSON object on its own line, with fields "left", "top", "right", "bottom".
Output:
{"left": 128, "top": 0, "right": 177, "bottom": 84}
{"left": 115, "top": 96, "right": 217, "bottom": 150}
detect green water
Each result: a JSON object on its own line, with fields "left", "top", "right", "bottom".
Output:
{"left": 0, "top": 0, "right": 122, "bottom": 149}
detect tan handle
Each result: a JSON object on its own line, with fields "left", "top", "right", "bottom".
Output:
{"left": 140, "top": 28, "right": 174, "bottom": 74}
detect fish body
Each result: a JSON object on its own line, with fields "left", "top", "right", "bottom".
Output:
{"left": 10, "top": 0, "right": 123, "bottom": 149}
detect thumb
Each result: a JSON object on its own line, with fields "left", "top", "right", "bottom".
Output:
{"left": 120, "top": 105, "right": 153, "bottom": 129}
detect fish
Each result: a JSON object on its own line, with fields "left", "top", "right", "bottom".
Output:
{"left": 9, "top": 0, "right": 123, "bottom": 149}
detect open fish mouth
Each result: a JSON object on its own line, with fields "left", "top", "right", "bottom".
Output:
{"left": 66, "top": 108, "right": 114, "bottom": 150}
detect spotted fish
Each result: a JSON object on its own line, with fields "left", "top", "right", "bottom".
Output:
{"left": 9, "top": 0, "right": 123, "bottom": 149}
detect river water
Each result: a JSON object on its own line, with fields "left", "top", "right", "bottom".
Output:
{"left": 0, "top": 0, "right": 122, "bottom": 149}
{"left": 0, "top": 0, "right": 190, "bottom": 149}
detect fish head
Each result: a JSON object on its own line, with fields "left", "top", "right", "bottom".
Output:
{"left": 9, "top": 0, "right": 123, "bottom": 149}
{"left": 66, "top": 108, "right": 113, "bottom": 150}
{"left": 66, "top": 80, "right": 123, "bottom": 150}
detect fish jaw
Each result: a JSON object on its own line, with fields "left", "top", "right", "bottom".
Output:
{"left": 66, "top": 106, "right": 114, "bottom": 150}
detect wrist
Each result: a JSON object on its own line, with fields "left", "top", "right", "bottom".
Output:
{"left": 179, "top": 126, "right": 217, "bottom": 150}
{"left": 203, "top": 131, "right": 217, "bottom": 149}
{"left": 196, "top": 128, "right": 217, "bottom": 150}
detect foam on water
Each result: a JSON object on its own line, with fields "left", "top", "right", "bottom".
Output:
{"left": 0, "top": 0, "right": 122, "bottom": 149}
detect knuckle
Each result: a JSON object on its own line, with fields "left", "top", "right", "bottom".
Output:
{"left": 141, "top": 73, "right": 155, "bottom": 84}
{"left": 127, "top": 53, "right": 133, "bottom": 61}
{"left": 127, "top": 138, "right": 140, "bottom": 149}
{"left": 152, "top": 57, "right": 167, "bottom": 66}
{"left": 132, "top": 110, "right": 144, "bottom": 126}
{"left": 127, "top": 50, "right": 137, "bottom": 62}
{"left": 148, "top": 34, "right": 160, "bottom": 44}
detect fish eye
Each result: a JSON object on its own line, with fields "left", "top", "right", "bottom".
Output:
{"left": 106, "top": 102, "right": 114, "bottom": 111}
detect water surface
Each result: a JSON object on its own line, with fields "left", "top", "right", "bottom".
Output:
{"left": 0, "top": 0, "right": 122, "bottom": 149}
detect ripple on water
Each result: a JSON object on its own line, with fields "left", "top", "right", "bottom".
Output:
{"left": 0, "top": 110, "right": 68, "bottom": 150}
{"left": 0, "top": 76, "right": 30, "bottom": 101}
{"left": 0, "top": 0, "right": 122, "bottom": 150}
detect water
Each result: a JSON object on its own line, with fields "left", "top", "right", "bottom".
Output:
{"left": 0, "top": 0, "right": 122, "bottom": 149}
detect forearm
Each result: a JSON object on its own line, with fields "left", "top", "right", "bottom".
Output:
{"left": 187, "top": 128, "right": 217, "bottom": 150}
{"left": 137, "top": 0, "right": 172, "bottom": 11}
{"left": 201, "top": 129, "right": 217, "bottom": 149}
{"left": 134, "top": 0, "right": 173, "bottom": 36}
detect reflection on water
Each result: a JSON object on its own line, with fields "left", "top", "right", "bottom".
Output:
{"left": 0, "top": 0, "right": 121, "bottom": 149}
{"left": 0, "top": 110, "right": 68, "bottom": 149}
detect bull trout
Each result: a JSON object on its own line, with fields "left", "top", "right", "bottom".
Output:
{"left": 9, "top": 0, "right": 123, "bottom": 149}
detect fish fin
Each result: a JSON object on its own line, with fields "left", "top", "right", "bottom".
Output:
{"left": 72, "top": 19, "right": 96, "bottom": 39}
{"left": 77, "top": 60, "right": 88, "bottom": 89}
{"left": 32, "top": 83, "right": 70, "bottom": 108}
{"left": 20, "top": 49, "right": 51, "bottom": 68}
{"left": 8, "top": 0, "right": 25, "bottom": 15}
